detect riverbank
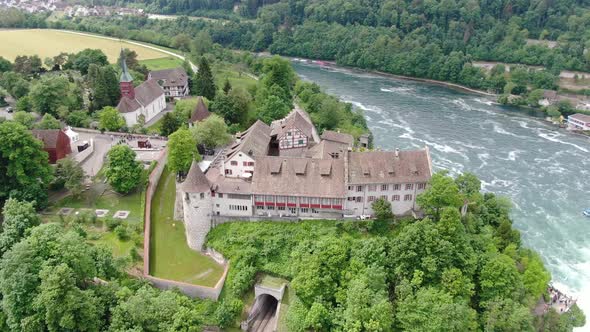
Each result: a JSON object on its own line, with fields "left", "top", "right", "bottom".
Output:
{"left": 287, "top": 57, "right": 498, "bottom": 98}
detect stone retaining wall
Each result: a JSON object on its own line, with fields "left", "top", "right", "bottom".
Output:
{"left": 143, "top": 148, "right": 168, "bottom": 275}
{"left": 142, "top": 150, "right": 228, "bottom": 300}
{"left": 74, "top": 138, "right": 95, "bottom": 164}
{"left": 73, "top": 127, "right": 168, "bottom": 140}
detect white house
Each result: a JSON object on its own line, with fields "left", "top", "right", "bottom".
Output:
{"left": 148, "top": 67, "right": 190, "bottom": 99}
{"left": 223, "top": 120, "right": 271, "bottom": 178}
{"left": 115, "top": 50, "right": 166, "bottom": 127}
{"left": 567, "top": 113, "right": 590, "bottom": 131}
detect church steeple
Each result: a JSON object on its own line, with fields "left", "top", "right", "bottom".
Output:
{"left": 118, "top": 49, "right": 135, "bottom": 99}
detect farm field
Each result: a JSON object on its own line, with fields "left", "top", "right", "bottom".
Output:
{"left": 0, "top": 29, "right": 168, "bottom": 63}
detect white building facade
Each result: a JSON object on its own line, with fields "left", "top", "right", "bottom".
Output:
{"left": 567, "top": 113, "right": 590, "bottom": 131}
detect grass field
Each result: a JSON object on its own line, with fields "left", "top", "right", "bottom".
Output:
{"left": 0, "top": 29, "right": 168, "bottom": 63}
{"left": 140, "top": 57, "right": 185, "bottom": 71}
{"left": 50, "top": 184, "right": 144, "bottom": 223}
{"left": 149, "top": 167, "right": 224, "bottom": 287}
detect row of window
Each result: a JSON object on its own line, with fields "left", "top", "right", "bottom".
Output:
{"left": 348, "top": 194, "right": 413, "bottom": 202}
{"left": 256, "top": 206, "right": 319, "bottom": 214}
{"left": 349, "top": 183, "right": 426, "bottom": 192}
{"left": 254, "top": 195, "right": 343, "bottom": 206}
{"left": 229, "top": 205, "right": 248, "bottom": 211}
{"left": 280, "top": 139, "right": 306, "bottom": 148}
{"left": 212, "top": 193, "right": 250, "bottom": 200}
{"left": 229, "top": 161, "right": 255, "bottom": 167}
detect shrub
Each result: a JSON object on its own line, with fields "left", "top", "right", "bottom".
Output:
{"left": 114, "top": 224, "right": 130, "bottom": 241}
{"left": 214, "top": 298, "right": 243, "bottom": 328}
{"left": 106, "top": 217, "right": 122, "bottom": 231}
{"left": 130, "top": 247, "right": 141, "bottom": 262}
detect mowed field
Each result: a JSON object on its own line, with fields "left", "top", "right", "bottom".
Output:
{"left": 0, "top": 29, "right": 168, "bottom": 63}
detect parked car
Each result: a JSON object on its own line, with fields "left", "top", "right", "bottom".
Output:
{"left": 358, "top": 214, "right": 372, "bottom": 220}
{"left": 6, "top": 107, "right": 12, "bottom": 113}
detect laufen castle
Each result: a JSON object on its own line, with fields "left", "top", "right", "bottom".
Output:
{"left": 178, "top": 107, "right": 433, "bottom": 250}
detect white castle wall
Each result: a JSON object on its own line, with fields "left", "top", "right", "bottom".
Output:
{"left": 182, "top": 192, "right": 213, "bottom": 250}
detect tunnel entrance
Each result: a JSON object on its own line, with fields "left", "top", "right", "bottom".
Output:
{"left": 246, "top": 294, "right": 279, "bottom": 332}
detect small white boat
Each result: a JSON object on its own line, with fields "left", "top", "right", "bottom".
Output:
{"left": 583, "top": 208, "right": 590, "bottom": 217}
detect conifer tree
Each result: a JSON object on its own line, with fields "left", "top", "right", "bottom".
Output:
{"left": 222, "top": 78, "right": 232, "bottom": 95}
{"left": 192, "top": 57, "right": 216, "bottom": 100}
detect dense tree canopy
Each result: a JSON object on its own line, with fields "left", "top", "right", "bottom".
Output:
{"left": 98, "top": 106, "right": 126, "bottom": 132}
{"left": 0, "top": 121, "right": 52, "bottom": 207}
{"left": 167, "top": 127, "right": 200, "bottom": 174}
{"left": 191, "top": 114, "right": 232, "bottom": 149}
{"left": 104, "top": 144, "right": 143, "bottom": 194}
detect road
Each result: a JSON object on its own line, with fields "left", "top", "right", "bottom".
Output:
{"left": 55, "top": 29, "right": 199, "bottom": 72}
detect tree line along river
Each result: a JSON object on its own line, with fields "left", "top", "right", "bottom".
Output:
{"left": 293, "top": 62, "right": 590, "bottom": 326}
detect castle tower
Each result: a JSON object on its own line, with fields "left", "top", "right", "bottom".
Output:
{"left": 118, "top": 49, "right": 135, "bottom": 99}
{"left": 180, "top": 161, "right": 213, "bottom": 251}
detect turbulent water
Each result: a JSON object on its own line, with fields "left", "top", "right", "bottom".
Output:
{"left": 294, "top": 62, "right": 590, "bottom": 327}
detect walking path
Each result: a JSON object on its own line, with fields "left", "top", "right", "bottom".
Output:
{"left": 55, "top": 29, "right": 198, "bottom": 72}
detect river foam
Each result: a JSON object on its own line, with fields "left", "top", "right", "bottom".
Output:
{"left": 293, "top": 62, "right": 590, "bottom": 330}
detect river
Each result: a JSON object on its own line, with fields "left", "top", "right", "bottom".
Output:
{"left": 293, "top": 62, "right": 590, "bottom": 327}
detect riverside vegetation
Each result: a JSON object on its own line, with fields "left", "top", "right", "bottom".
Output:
{"left": 2, "top": 0, "right": 589, "bottom": 117}
{"left": 207, "top": 172, "right": 585, "bottom": 331}
{"left": 0, "top": 4, "right": 587, "bottom": 330}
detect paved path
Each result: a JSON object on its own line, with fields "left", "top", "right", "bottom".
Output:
{"left": 55, "top": 29, "right": 198, "bottom": 72}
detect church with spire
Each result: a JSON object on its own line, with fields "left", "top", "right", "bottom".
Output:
{"left": 116, "top": 49, "right": 166, "bottom": 127}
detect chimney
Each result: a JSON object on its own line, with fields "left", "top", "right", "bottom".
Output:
{"left": 395, "top": 148, "right": 399, "bottom": 157}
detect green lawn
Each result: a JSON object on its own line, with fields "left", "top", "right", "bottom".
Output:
{"left": 149, "top": 167, "right": 224, "bottom": 287}
{"left": 140, "top": 57, "right": 185, "bottom": 71}
{"left": 50, "top": 184, "right": 144, "bottom": 223}
{"left": 213, "top": 64, "right": 258, "bottom": 91}
{"left": 46, "top": 184, "right": 144, "bottom": 260}
{"left": 90, "top": 231, "right": 135, "bottom": 258}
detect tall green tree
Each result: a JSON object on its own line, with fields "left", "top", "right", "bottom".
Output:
{"left": 0, "top": 223, "right": 116, "bottom": 331}
{"left": 159, "top": 112, "right": 182, "bottom": 137}
{"left": 0, "top": 198, "right": 40, "bottom": 256}
{"left": 167, "top": 127, "right": 200, "bottom": 174}
{"left": 191, "top": 114, "right": 232, "bottom": 149}
{"left": 69, "top": 49, "right": 108, "bottom": 75}
{"left": 87, "top": 64, "right": 120, "bottom": 111}
{"left": 193, "top": 57, "right": 216, "bottom": 100}
{"left": 0, "top": 121, "right": 52, "bottom": 207}
{"left": 104, "top": 145, "right": 143, "bottom": 194}
{"left": 0, "top": 56, "right": 12, "bottom": 73}
{"left": 396, "top": 287, "right": 478, "bottom": 332}
{"left": 416, "top": 171, "right": 463, "bottom": 220}
{"left": 12, "top": 111, "right": 36, "bottom": 129}
{"left": 98, "top": 106, "right": 125, "bottom": 132}
{"left": 28, "top": 76, "right": 72, "bottom": 116}
{"left": 478, "top": 253, "right": 523, "bottom": 305}
{"left": 35, "top": 113, "right": 61, "bottom": 129}
{"left": 257, "top": 95, "right": 290, "bottom": 124}
{"left": 35, "top": 263, "right": 101, "bottom": 332}
{"left": 53, "top": 157, "right": 86, "bottom": 198}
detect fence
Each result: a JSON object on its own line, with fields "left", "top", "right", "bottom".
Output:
{"left": 73, "top": 126, "right": 168, "bottom": 140}
{"left": 142, "top": 150, "right": 229, "bottom": 300}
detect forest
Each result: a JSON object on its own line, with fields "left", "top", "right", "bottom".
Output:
{"left": 2, "top": 0, "right": 588, "bottom": 115}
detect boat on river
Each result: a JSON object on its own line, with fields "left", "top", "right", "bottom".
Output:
{"left": 583, "top": 208, "right": 590, "bottom": 217}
